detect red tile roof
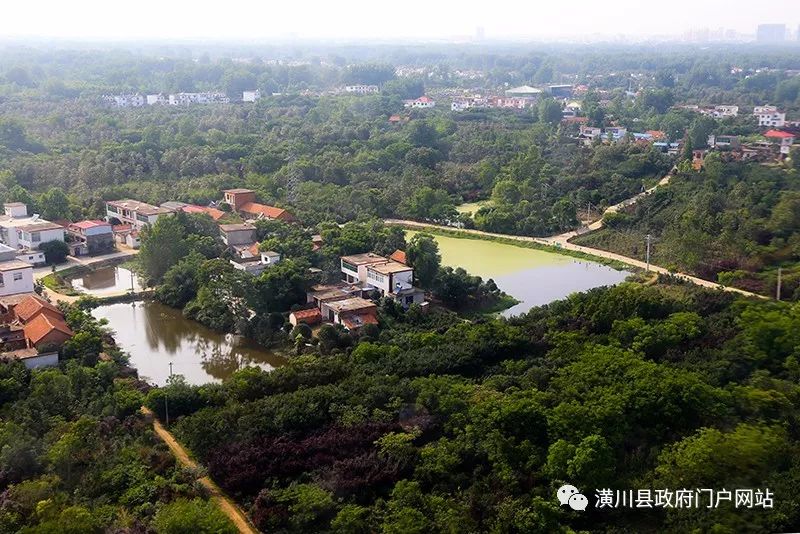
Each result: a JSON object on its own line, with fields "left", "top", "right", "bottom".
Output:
{"left": 291, "top": 308, "right": 323, "bottom": 323}
{"left": 23, "top": 313, "right": 72, "bottom": 346}
{"left": 342, "top": 312, "right": 379, "bottom": 330}
{"left": 181, "top": 205, "right": 226, "bottom": 221}
{"left": 239, "top": 202, "right": 293, "bottom": 221}
{"left": 71, "top": 220, "right": 111, "bottom": 230}
{"left": 389, "top": 249, "right": 407, "bottom": 265}
{"left": 764, "top": 130, "right": 795, "bottom": 139}
{"left": 14, "top": 296, "right": 63, "bottom": 324}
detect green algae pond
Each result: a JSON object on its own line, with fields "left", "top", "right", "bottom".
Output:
{"left": 407, "top": 230, "right": 630, "bottom": 317}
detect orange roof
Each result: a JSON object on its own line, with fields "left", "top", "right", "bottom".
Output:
{"left": 342, "top": 312, "right": 378, "bottom": 330}
{"left": 239, "top": 202, "right": 292, "bottom": 221}
{"left": 181, "top": 205, "right": 226, "bottom": 221}
{"left": 248, "top": 242, "right": 261, "bottom": 256}
{"left": 389, "top": 249, "right": 407, "bottom": 265}
{"left": 23, "top": 313, "right": 72, "bottom": 346}
{"left": 14, "top": 296, "right": 62, "bottom": 324}
{"left": 291, "top": 308, "right": 322, "bottom": 321}
{"left": 645, "top": 130, "right": 666, "bottom": 140}
{"left": 764, "top": 130, "right": 795, "bottom": 139}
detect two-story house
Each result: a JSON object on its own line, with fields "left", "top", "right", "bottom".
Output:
{"left": 0, "top": 204, "right": 64, "bottom": 264}
{"left": 106, "top": 199, "right": 173, "bottom": 230}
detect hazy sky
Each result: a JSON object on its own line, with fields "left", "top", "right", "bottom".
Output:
{"left": 1, "top": 0, "right": 797, "bottom": 41}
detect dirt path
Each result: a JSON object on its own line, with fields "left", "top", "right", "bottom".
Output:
{"left": 386, "top": 214, "right": 764, "bottom": 299}
{"left": 140, "top": 407, "right": 259, "bottom": 534}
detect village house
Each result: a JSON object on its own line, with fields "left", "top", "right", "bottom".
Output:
{"left": 103, "top": 93, "right": 146, "bottom": 107}
{"left": 0, "top": 203, "right": 64, "bottom": 265}
{"left": 288, "top": 307, "right": 322, "bottom": 327}
{"left": 579, "top": 125, "right": 602, "bottom": 142}
{"left": 106, "top": 199, "right": 173, "bottom": 230}
{"left": 146, "top": 94, "right": 168, "bottom": 105}
{"left": 322, "top": 298, "right": 379, "bottom": 331}
{"left": 764, "top": 130, "right": 796, "bottom": 156}
{"left": 66, "top": 220, "right": 114, "bottom": 256}
{"left": 219, "top": 223, "right": 256, "bottom": 246}
{"left": 306, "top": 282, "right": 363, "bottom": 307}
{"left": 221, "top": 188, "right": 294, "bottom": 222}
{"left": 345, "top": 85, "right": 379, "bottom": 94}
{"left": 229, "top": 247, "right": 281, "bottom": 276}
{"left": 242, "top": 89, "right": 261, "bottom": 102}
{"left": 754, "top": 105, "right": 786, "bottom": 128}
{"left": 0, "top": 294, "right": 73, "bottom": 368}
{"left": 0, "top": 244, "right": 34, "bottom": 297}
{"left": 112, "top": 224, "right": 140, "bottom": 249}
{"left": 168, "top": 92, "right": 230, "bottom": 105}
{"left": 160, "top": 201, "right": 225, "bottom": 221}
{"left": 505, "top": 85, "right": 543, "bottom": 99}
{"left": 403, "top": 96, "right": 436, "bottom": 109}
{"left": 708, "top": 134, "right": 741, "bottom": 150}
{"left": 340, "top": 252, "right": 425, "bottom": 307}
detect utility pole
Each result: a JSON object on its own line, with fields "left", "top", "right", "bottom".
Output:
{"left": 645, "top": 234, "right": 651, "bottom": 272}
{"left": 777, "top": 267, "right": 783, "bottom": 301}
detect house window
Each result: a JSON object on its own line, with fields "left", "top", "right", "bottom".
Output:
{"left": 0, "top": 273, "right": 4, "bottom": 287}
{"left": 367, "top": 270, "right": 385, "bottom": 284}
{"left": 31, "top": 232, "right": 40, "bottom": 242}
{"left": 107, "top": 205, "right": 118, "bottom": 213}
{"left": 13, "top": 272, "right": 22, "bottom": 281}
{"left": 342, "top": 260, "right": 358, "bottom": 272}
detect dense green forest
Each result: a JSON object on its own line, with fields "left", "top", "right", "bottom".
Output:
{"left": 140, "top": 279, "right": 800, "bottom": 533}
{"left": 0, "top": 303, "right": 235, "bottom": 533}
{"left": 0, "top": 44, "right": 798, "bottom": 238}
{"left": 575, "top": 156, "right": 800, "bottom": 298}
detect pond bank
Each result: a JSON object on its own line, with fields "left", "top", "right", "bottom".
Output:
{"left": 405, "top": 229, "right": 631, "bottom": 317}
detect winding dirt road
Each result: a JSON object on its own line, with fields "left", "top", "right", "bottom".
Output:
{"left": 140, "top": 407, "right": 259, "bottom": 534}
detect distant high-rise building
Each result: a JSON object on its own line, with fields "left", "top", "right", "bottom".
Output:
{"left": 757, "top": 24, "right": 786, "bottom": 43}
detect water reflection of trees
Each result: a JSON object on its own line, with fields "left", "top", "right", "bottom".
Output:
{"left": 200, "top": 344, "right": 243, "bottom": 379}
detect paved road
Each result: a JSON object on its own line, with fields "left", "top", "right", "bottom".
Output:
{"left": 140, "top": 407, "right": 258, "bottom": 534}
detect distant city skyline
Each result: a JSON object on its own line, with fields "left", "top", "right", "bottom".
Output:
{"left": 0, "top": 0, "right": 798, "bottom": 43}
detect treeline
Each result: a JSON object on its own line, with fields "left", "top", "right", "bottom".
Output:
{"left": 142, "top": 280, "right": 800, "bottom": 532}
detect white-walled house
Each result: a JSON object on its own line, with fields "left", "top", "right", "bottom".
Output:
{"left": 243, "top": 90, "right": 261, "bottom": 102}
{"left": 754, "top": 105, "right": 786, "bottom": 128}
{"left": 403, "top": 96, "right": 436, "bottom": 109}
{"left": 230, "top": 250, "right": 281, "bottom": 276}
{"left": 103, "top": 94, "right": 146, "bottom": 107}
{"left": 340, "top": 253, "right": 425, "bottom": 307}
{"left": 345, "top": 85, "right": 379, "bottom": 94}
{"left": 341, "top": 253, "right": 388, "bottom": 285}
{"left": 0, "top": 204, "right": 65, "bottom": 264}
{"left": 168, "top": 92, "right": 230, "bottom": 105}
{"left": 106, "top": 200, "right": 173, "bottom": 230}
{"left": 365, "top": 261, "right": 413, "bottom": 295}
{"left": 146, "top": 94, "right": 168, "bottom": 105}
{"left": 0, "top": 244, "right": 34, "bottom": 296}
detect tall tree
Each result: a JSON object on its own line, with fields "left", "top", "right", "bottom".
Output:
{"left": 406, "top": 233, "right": 441, "bottom": 289}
